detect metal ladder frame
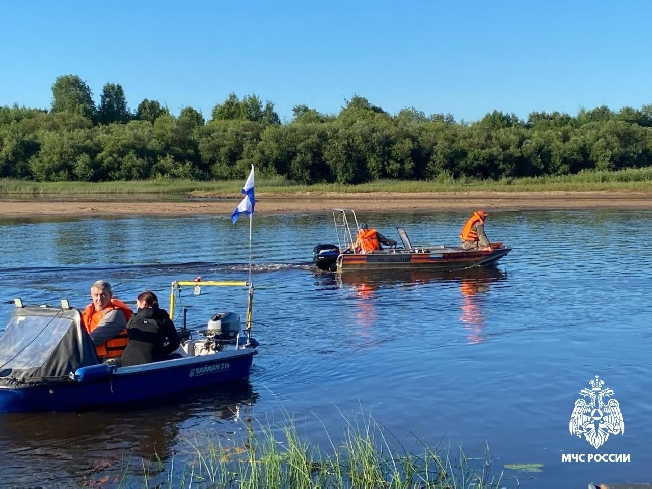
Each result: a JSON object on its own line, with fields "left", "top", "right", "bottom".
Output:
{"left": 331, "top": 209, "right": 360, "bottom": 251}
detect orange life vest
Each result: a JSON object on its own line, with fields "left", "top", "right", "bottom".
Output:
{"left": 82, "top": 298, "right": 133, "bottom": 359}
{"left": 355, "top": 229, "right": 381, "bottom": 253}
{"left": 460, "top": 212, "right": 485, "bottom": 241}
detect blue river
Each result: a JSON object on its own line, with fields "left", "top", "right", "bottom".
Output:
{"left": 0, "top": 208, "right": 650, "bottom": 487}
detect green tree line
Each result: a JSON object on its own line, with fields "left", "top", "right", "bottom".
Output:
{"left": 2, "top": 74, "right": 652, "bottom": 183}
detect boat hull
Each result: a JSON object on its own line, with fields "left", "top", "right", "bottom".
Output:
{"left": 0, "top": 349, "right": 256, "bottom": 413}
{"left": 318, "top": 247, "right": 511, "bottom": 273}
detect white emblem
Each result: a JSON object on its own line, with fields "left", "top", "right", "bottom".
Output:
{"left": 569, "top": 375, "right": 624, "bottom": 449}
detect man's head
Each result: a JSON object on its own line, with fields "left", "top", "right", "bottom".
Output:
{"left": 91, "top": 280, "right": 113, "bottom": 311}
{"left": 476, "top": 210, "right": 488, "bottom": 220}
{"left": 360, "top": 223, "right": 369, "bottom": 230}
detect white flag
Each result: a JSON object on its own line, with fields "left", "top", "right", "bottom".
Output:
{"left": 231, "top": 166, "right": 255, "bottom": 224}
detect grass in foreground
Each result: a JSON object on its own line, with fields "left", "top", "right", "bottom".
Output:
{"left": 3, "top": 167, "right": 652, "bottom": 197}
{"left": 103, "top": 412, "right": 526, "bottom": 489}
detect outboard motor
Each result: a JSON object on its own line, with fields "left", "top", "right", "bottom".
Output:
{"left": 312, "top": 244, "right": 340, "bottom": 272}
{"left": 207, "top": 312, "right": 241, "bottom": 340}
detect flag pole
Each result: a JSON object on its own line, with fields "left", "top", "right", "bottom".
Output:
{"left": 247, "top": 167, "right": 254, "bottom": 335}
{"left": 232, "top": 165, "right": 255, "bottom": 332}
{"left": 248, "top": 210, "right": 253, "bottom": 286}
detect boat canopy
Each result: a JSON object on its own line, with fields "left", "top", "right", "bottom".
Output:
{"left": 0, "top": 305, "right": 99, "bottom": 387}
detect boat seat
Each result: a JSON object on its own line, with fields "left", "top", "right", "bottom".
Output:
{"left": 396, "top": 228, "right": 413, "bottom": 251}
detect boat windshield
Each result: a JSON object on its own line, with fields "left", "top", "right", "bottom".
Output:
{"left": 0, "top": 311, "right": 75, "bottom": 370}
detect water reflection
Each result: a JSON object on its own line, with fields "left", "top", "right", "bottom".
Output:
{"left": 350, "top": 282, "right": 379, "bottom": 334}
{"left": 315, "top": 267, "right": 507, "bottom": 344}
{"left": 319, "top": 266, "right": 506, "bottom": 291}
{"left": 457, "top": 268, "right": 506, "bottom": 344}
{"left": 338, "top": 270, "right": 446, "bottom": 332}
{"left": 0, "top": 380, "right": 258, "bottom": 487}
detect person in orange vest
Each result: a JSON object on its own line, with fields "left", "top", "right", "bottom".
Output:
{"left": 353, "top": 223, "right": 397, "bottom": 253}
{"left": 81, "top": 280, "right": 133, "bottom": 362}
{"left": 460, "top": 210, "right": 492, "bottom": 251}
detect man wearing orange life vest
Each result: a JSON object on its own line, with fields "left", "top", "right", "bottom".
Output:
{"left": 353, "top": 223, "right": 397, "bottom": 254}
{"left": 81, "top": 280, "right": 133, "bottom": 361}
{"left": 460, "top": 210, "right": 492, "bottom": 251}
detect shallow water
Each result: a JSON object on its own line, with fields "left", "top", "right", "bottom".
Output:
{"left": 0, "top": 209, "right": 650, "bottom": 487}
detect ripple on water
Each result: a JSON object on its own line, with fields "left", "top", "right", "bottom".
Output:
{"left": 1, "top": 210, "right": 652, "bottom": 487}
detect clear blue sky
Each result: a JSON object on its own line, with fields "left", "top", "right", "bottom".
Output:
{"left": 1, "top": 0, "right": 650, "bottom": 123}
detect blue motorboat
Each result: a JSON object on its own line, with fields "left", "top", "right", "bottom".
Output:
{"left": 0, "top": 280, "right": 258, "bottom": 412}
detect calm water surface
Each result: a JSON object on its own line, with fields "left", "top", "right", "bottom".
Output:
{"left": 0, "top": 209, "right": 650, "bottom": 487}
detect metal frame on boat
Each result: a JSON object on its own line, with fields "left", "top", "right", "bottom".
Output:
{"left": 313, "top": 209, "right": 511, "bottom": 274}
{"left": 0, "top": 280, "right": 258, "bottom": 413}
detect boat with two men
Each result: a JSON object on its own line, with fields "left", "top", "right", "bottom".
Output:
{"left": 313, "top": 209, "right": 511, "bottom": 274}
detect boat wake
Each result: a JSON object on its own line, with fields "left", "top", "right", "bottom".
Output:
{"left": 0, "top": 261, "right": 314, "bottom": 281}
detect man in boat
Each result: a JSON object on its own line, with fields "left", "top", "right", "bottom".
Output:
{"left": 460, "top": 210, "right": 492, "bottom": 251}
{"left": 353, "top": 223, "right": 397, "bottom": 253}
{"left": 81, "top": 280, "right": 133, "bottom": 362}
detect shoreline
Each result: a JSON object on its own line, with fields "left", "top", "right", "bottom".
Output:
{"left": 2, "top": 191, "right": 652, "bottom": 217}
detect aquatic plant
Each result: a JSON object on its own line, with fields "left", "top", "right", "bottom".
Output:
{"left": 114, "top": 410, "right": 515, "bottom": 488}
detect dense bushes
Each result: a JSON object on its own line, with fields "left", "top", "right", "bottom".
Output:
{"left": 1, "top": 75, "right": 652, "bottom": 183}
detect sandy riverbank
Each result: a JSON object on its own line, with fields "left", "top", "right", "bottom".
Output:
{"left": 1, "top": 191, "right": 651, "bottom": 217}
